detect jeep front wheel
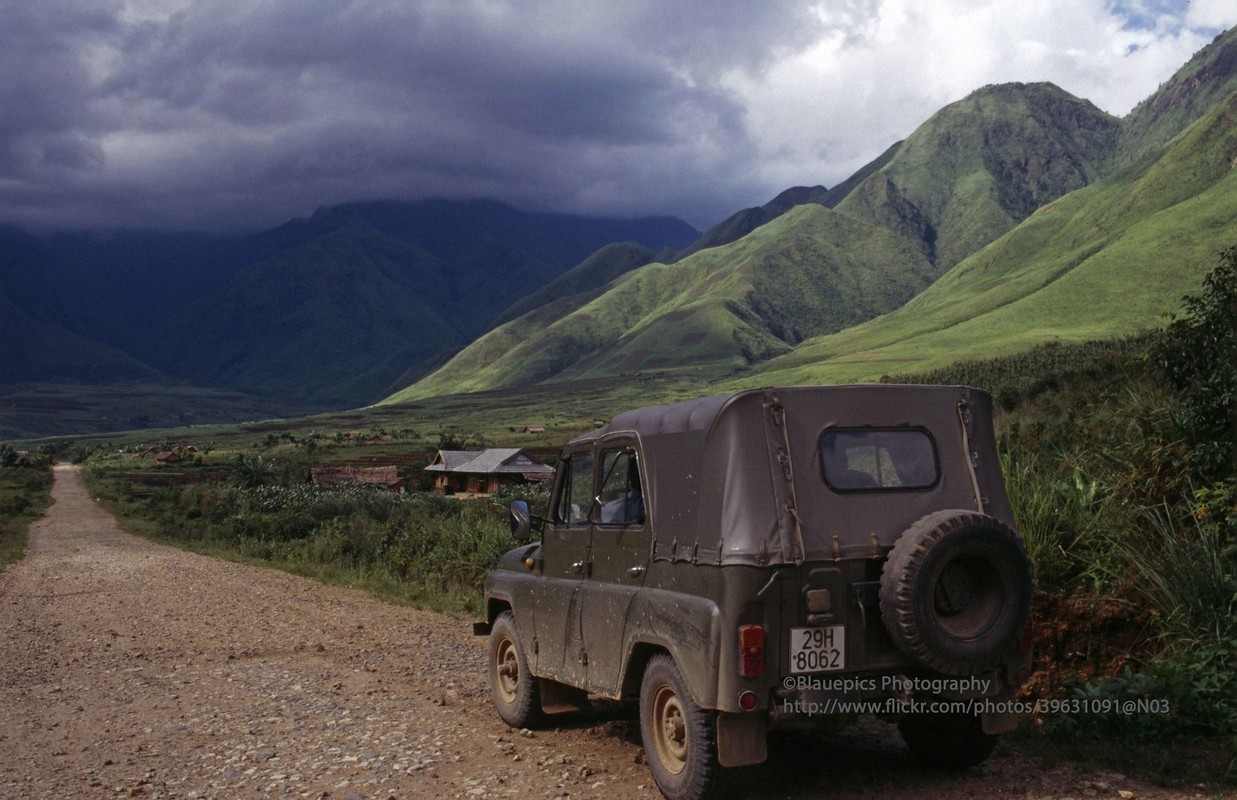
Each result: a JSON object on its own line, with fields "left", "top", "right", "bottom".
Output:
{"left": 639, "top": 654, "right": 719, "bottom": 800}
{"left": 488, "top": 611, "right": 542, "bottom": 728}
{"left": 880, "top": 510, "right": 1032, "bottom": 676}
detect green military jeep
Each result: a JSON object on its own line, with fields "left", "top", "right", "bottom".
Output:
{"left": 475, "top": 385, "right": 1032, "bottom": 800}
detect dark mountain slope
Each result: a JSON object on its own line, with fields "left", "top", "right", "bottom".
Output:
{"left": 2, "top": 199, "right": 699, "bottom": 413}
{"left": 138, "top": 217, "right": 463, "bottom": 407}
{"left": 325, "top": 198, "right": 697, "bottom": 273}
{"left": 0, "top": 228, "right": 161, "bottom": 387}
{"left": 43, "top": 229, "right": 304, "bottom": 350}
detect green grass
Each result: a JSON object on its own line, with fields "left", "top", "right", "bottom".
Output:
{"left": 0, "top": 457, "right": 53, "bottom": 570}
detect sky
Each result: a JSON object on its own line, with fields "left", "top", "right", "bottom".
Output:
{"left": 2, "top": 0, "right": 1233, "bottom": 234}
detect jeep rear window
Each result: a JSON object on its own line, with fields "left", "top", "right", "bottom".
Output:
{"left": 819, "top": 428, "right": 938, "bottom": 491}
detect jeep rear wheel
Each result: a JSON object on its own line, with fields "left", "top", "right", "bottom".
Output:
{"left": 489, "top": 611, "right": 542, "bottom": 728}
{"left": 899, "top": 711, "right": 998, "bottom": 768}
{"left": 639, "top": 654, "right": 719, "bottom": 800}
{"left": 879, "top": 510, "right": 1032, "bottom": 676}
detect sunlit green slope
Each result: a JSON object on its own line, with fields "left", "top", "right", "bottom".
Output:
{"left": 384, "top": 204, "right": 933, "bottom": 402}
{"left": 742, "top": 93, "right": 1237, "bottom": 387}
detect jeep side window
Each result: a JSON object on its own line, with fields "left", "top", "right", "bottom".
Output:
{"left": 820, "top": 428, "right": 938, "bottom": 491}
{"left": 596, "top": 449, "right": 645, "bottom": 525}
{"left": 554, "top": 452, "right": 595, "bottom": 524}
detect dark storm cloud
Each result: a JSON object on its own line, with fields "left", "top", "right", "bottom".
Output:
{"left": 1, "top": 1, "right": 1227, "bottom": 233}
{"left": 0, "top": 0, "right": 824, "bottom": 232}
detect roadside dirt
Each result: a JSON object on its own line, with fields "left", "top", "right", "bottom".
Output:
{"left": 0, "top": 465, "right": 1222, "bottom": 799}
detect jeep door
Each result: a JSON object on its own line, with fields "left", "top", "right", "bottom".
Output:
{"left": 577, "top": 441, "right": 650, "bottom": 694}
{"left": 532, "top": 447, "right": 593, "bottom": 687}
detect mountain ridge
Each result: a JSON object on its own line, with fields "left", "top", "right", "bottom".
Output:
{"left": 3, "top": 28, "right": 1234, "bottom": 437}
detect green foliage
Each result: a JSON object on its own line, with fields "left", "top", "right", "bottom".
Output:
{"left": 1044, "top": 648, "right": 1235, "bottom": 745}
{"left": 0, "top": 457, "right": 53, "bottom": 569}
{"left": 1102, "top": 491, "right": 1235, "bottom": 652}
{"left": 1000, "top": 450, "right": 1104, "bottom": 591}
{"left": 884, "top": 335, "right": 1154, "bottom": 410}
{"left": 229, "top": 454, "right": 277, "bottom": 488}
{"left": 1155, "top": 247, "right": 1236, "bottom": 481}
{"left": 436, "top": 431, "right": 488, "bottom": 450}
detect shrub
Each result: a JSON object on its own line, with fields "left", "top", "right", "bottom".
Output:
{"left": 1155, "top": 247, "right": 1236, "bottom": 482}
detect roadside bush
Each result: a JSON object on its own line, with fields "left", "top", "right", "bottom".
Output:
{"left": 89, "top": 464, "right": 515, "bottom": 614}
{"left": 1044, "top": 648, "right": 1234, "bottom": 744}
{"left": 0, "top": 459, "right": 54, "bottom": 569}
{"left": 1155, "top": 247, "right": 1236, "bottom": 482}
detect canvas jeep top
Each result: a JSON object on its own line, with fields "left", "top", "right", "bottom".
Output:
{"left": 477, "top": 385, "right": 1033, "bottom": 800}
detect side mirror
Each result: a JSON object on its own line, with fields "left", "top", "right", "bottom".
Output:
{"left": 508, "top": 499, "right": 532, "bottom": 542}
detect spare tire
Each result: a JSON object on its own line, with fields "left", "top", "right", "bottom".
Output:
{"left": 879, "top": 510, "right": 1031, "bottom": 676}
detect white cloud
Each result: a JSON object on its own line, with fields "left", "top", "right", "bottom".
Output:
{"left": 1186, "top": 0, "right": 1237, "bottom": 29}
{"left": 727, "top": 0, "right": 1223, "bottom": 191}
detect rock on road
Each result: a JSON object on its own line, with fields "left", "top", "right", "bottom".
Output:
{"left": 0, "top": 465, "right": 1207, "bottom": 799}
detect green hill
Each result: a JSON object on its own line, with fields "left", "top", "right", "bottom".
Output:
{"left": 675, "top": 142, "right": 904, "bottom": 260}
{"left": 836, "top": 82, "right": 1120, "bottom": 270}
{"left": 743, "top": 92, "right": 1237, "bottom": 387}
{"left": 1114, "top": 27, "right": 1237, "bottom": 168}
{"left": 488, "top": 242, "right": 658, "bottom": 329}
{"left": 384, "top": 204, "right": 933, "bottom": 402}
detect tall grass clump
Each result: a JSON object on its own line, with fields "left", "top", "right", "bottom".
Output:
{"left": 1000, "top": 449, "right": 1103, "bottom": 590}
{"left": 0, "top": 447, "right": 53, "bottom": 569}
{"left": 1113, "top": 496, "right": 1235, "bottom": 650}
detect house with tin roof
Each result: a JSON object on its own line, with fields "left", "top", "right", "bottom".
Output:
{"left": 425, "top": 448, "right": 554, "bottom": 495}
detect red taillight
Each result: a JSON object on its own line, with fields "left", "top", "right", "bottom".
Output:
{"left": 739, "top": 625, "right": 765, "bottom": 678}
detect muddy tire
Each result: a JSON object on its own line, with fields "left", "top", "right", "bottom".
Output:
{"left": 899, "top": 712, "right": 998, "bottom": 768}
{"left": 489, "top": 611, "right": 542, "bottom": 728}
{"left": 639, "top": 654, "right": 719, "bottom": 800}
{"left": 879, "top": 510, "right": 1032, "bottom": 676}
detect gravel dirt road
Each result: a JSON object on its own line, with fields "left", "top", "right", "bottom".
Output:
{"left": 0, "top": 465, "right": 1219, "bottom": 799}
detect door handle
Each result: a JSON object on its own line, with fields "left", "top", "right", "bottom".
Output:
{"left": 628, "top": 565, "right": 646, "bottom": 578}
{"left": 571, "top": 561, "right": 590, "bottom": 576}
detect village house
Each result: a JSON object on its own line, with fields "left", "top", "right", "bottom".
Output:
{"left": 425, "top": 448, "right": 554, "bottom": 495}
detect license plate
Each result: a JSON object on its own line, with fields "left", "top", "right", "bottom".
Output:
{"left": 789, "top": 626, "right": 845, "bottom": 674}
